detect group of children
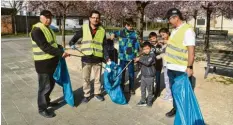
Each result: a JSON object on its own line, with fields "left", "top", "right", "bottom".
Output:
{"left": 135, "top": 28, "right": 172, "bottom": 107}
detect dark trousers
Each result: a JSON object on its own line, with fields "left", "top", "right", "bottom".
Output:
{"left": 120, "top": 60, "right": 134, "bottom": 91}
{"left": 167, "top": 70, "right": 193, "bottom": 110}
{"left": 37, "top": 73, "right": 55, "bottom": 112}
{"left": 141, "top": 76, "right": 154, "bottom": 103}
{"left": 155, "top": 70, "right": 161, "bottom": 95}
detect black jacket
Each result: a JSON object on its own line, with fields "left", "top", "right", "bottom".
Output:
{"left": 69, "top": 24, "right": 109, "bottom": 63}
{"left": 139, "top": 53, "right": 156, "bottom": 77}
{"left": 151, "top": 44, "right": 163, "bottom": 71}
{"left": 31, "top": 27, "right": 64, "bottom": 74}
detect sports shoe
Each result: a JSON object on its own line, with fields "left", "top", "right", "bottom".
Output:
{"left": 137, "top": 101, "right": 147, "bottom": 107}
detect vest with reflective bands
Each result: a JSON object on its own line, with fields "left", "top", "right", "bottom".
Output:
{"left": 81, "top": 24, "right": 105, "bottom": 58}
{"left": 164, "top": 24, "right": 192, "bottom": 66}
{"left": 30, "top": 22, "right": 58, "bottom": 61}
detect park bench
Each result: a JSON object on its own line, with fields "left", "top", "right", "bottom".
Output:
{"left": 204, "top": 50, "right": 233, "bottom": 78}
{"left": 203, "top": 30, "right": 228, "bottom": 39}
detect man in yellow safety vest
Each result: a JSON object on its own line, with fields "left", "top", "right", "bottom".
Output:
{"left": 163, "top": 8, "right": 196, "bottom": 118}
{"left": 69, "top": 10, "right": 110, "bottom": 103}
{"left": 30, "top": 10, "right": 70, "bottom": 118}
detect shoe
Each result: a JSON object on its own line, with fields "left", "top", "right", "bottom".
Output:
{"left": 82, "top": 97, "right": 90, "bottom": 103}
{"left": 162, "top": 95, "right": 173, "bottom": 101}
{"left": 165, "top": 108, "right": 176, "bottom": 118}
{"left": 130, "top": 90, "right": 135, "bottom": 95}
{"left": 94, "top": 94, "right": 104, "bottom": 101}
{"left": 147, "top": 102, "right": 153, "bottom": 107}
{"left": 48, "top": 102, "right": 59, "bottom": 107}
{"left": 39, "top": 109, "right": 55, "bottom": 118}
{"left": 137, "top": 101, "right": 147, "bottom": 107}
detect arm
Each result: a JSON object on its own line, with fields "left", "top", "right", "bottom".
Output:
{"left": 31, "top": 28, "right": 63, "bottom": 57}
{"left": 69, "top": 28, "right": 83, "bottom": 46}
{"left": 110, "top": 30, "right": 121, "bottom": 40}
{"left": 184, "top": 29, "right": 196, "bottom": 76}
{"left": 138, "top": 54, "right": 155, "bottom": 66}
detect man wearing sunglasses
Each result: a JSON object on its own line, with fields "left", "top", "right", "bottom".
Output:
{"left": 164, "top": 8, "right": 196, "bottom": 118}
{"left": 31, "top": 10, "right": 70, "bottom": 118}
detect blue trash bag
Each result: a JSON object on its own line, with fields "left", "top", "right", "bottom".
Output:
{"left": 53, "top": 58, "right": 74, "bottom": 107}
{"left": 104, "top": 62, "right": 127, "bottom": 105}
{"left": 172, "top": 73, "right": 205, "bottom": 125}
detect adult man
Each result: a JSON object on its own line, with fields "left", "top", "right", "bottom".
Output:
{"left": 163, "top": 8, "right": 195, "bottom": 117}
{"left": 111, "top": 18, "right": 140, "bottom": 95}
{"left": 69, "top": 10, "right": 109, "bottom": 103}
{"left": 31, "top": 10, "right": 70, "bottom": 118}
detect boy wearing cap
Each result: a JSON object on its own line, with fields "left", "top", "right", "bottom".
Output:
{"left": 30, "top": 10, "right": 70, "bottom": 118}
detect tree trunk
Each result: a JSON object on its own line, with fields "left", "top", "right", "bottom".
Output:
{"left": 204, "top": 8, "right": 212, "bottom": 52}
{"left": 62, "top": 14, "right": 66, "bottom": 48}
{"left": 13, "top": 15, "right": 17, "bottom": 35}
{"left": 59, "top": 18, "right": 62, "bottom": 33}
{"left": 193, "top": 10, "right": 198, "bottom": 31}
{"left": 221, "top": 11, "right": 223, "bottom": 30}
{"left": 136, "top": 4, "right": 144, "bottom": 40}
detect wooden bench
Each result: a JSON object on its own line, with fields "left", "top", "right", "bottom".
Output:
{"left": 204, "top": 50, "right": 233, "bottom": 78}
{"left": 203, "top": 30, "right": 228, "bottom": 39}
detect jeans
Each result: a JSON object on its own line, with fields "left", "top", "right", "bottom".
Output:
{"left": 167, "top": 70, "right": 193, "bottom": 109}
{"left": 120, "top": 60, "right": 134, "bottom": 90}
{"left": 37, "top": 73, "right": 55, "bottom": 112}
{"left": 155, "top": 70, "right": 161, "bottom": 95}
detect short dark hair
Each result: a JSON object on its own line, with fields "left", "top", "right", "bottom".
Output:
{"left": 142, "top": 41, "right": 152, "bottom": 48}
{"left": 89, "top": 10, "right": 101, "bottom": 18}
{"left": 124, "top": 18, "right": 134, "bottom": 26}
{"left": 148, "top": 32, "right": 157, "bottom": 38}
{"left": 159, "top": 28, "right": 170, "bottom": 35}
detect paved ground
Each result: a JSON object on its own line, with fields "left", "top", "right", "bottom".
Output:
{"left": 1, "top": 36, "right": 233, "bottom": 125}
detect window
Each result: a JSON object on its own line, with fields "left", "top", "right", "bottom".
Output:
{"left": 197, "top": 19, "right": 205, "bottom": 25}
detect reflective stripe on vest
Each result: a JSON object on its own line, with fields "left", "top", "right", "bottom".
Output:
{"left": 30, "top": 22, "right": 58, "bottom": 61}
{"left": 164, "top": 23, "right": 192, "bottom": 66}
{"left": 81, "top": 24, "right": 105, "bottom": 58}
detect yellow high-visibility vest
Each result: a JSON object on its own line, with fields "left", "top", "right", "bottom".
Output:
{"left": 81, "top": 24, "right": 105, "bottom": 58}
{"left": 164, "top": 24, "right": 193, "bottom": 66}
{"left": 30, "top": 22, "right": 58, "bottom": 61}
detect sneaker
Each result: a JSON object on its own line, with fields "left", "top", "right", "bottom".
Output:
{"left": 137, "top": 101, "right": 147, "bottom": 107}
{"left": 162, "top": 95, "right": 173, "bottom": 101}
{"left": 39, "top": 109, "right": 55, "bottom": 118}
{"left": 82, "top": 97, "right": 90, "bottom": 103}
{"left": 94, "top": 94, "right": 104, "bottom": 101}
{"left": 147, "top": 102, "right": 153, "bottom": 107}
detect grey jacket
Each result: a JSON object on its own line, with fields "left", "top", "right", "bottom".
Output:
{"left": 139, "top": 53, "right": 156, "bottom": 77}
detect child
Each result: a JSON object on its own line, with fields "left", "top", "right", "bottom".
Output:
{"left": 148, "top": 32, "right": 163, "bottom": 97}
{"left": 134, "top": 42, "right": 156, "bottom": 107}
{"left": 158, "top": 28, "right": 172, "bottom": 101}
{"left": 106, "top": 39, "right": 118, "bottom": 64}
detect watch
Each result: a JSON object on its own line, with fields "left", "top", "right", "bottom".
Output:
{"left": 187, "top": 66, "right": 193, "bottom": 69}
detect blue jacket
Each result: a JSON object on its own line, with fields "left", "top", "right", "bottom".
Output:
{"left": 113, "top": 28, "right": 140, "bottom": 61}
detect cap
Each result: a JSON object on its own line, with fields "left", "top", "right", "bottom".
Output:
{"left": 40, "top": 10, "right": 53, "bottom": 17}
{"left": 164, "top": 8, "right": 183, "bottom": 20}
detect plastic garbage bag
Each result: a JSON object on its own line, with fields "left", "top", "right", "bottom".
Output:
{"left": 53, "top": 58, "right": 74, "bottom": 107}
{"left": 104, "top": 62, "right": 127, "bottom": 105}
{"left": 173, "top": 73, "right": 205, "bottom": 125}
